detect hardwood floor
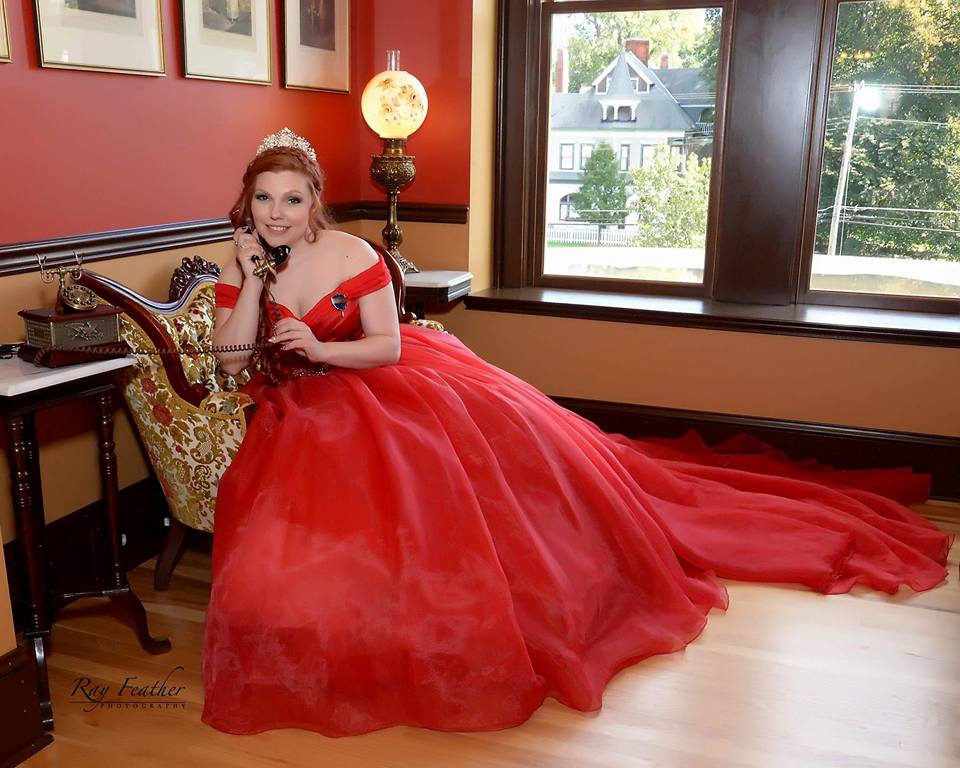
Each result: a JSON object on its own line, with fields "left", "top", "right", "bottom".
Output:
{"left": 22, "top": 503, "right": 960, "bottom": 768}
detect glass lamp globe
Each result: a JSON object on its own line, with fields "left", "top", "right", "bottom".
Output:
{"left": 361, "top": 53, "right": 428, "bottom": 140}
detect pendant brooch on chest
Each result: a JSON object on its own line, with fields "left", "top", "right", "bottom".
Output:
{"left": 331, "top": 293, "right": 348, "bottom": 318}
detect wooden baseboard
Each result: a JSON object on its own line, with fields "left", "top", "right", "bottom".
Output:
{"left": 0, "top": 646, "right": 52, "bottom": 768}
{"left": 555, "top": 398, "right": 960, "bottom": 501}
{"left": 4, "top": 476, "right": 168, "bottom": 631}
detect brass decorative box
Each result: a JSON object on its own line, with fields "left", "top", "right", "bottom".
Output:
{"left": 19, "top": 306, "right": 122, "bottom": 350}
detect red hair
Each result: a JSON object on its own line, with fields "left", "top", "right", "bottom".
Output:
{"left": 229, "top": 147, "right": 335, "bottom": 238}
{"left": 229, "top": 147, "right": 336, "bottom": 385}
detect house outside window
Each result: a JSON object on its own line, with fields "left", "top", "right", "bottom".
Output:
{"left": 542, "top": 7, "right": 722, "bottom": 285}
{"left": 559, "top": 143, "right": 574, "bottom": 170}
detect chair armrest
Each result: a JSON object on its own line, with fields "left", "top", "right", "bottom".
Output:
{"left": 411, "top": 318, "right": 446, "bottom": 333}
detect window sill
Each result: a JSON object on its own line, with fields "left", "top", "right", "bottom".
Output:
{"left": 464, "top": 288, "right": 960, "bottom": 348}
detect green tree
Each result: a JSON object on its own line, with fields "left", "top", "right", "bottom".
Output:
{"left": 631, "top": 148, "right": 711, "bottom": 248}
{"left": 571, "top": 142, "right": 629, "bottom": 224}
{"left": 679, "top": 7, "right": 722, "bottom": 88}
{"left": 816, "top": 0, "right": 960, "bottom": 260}
{"left": 566, "top": 11, "right": 705, "bottom": 93}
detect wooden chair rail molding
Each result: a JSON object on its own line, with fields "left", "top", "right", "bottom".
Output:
{"left": 0, "top": 203, "right": 469, "bottom": 278}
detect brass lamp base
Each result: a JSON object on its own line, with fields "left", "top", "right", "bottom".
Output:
{"left": 370, "top": 139, "right": 420, "bottom": 273}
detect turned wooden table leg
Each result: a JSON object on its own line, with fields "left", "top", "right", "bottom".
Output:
{"left": 5, "top": 412, "right": 54, "bottom": 731}
{"left": 94, "top": 389, "right": 171, "bottom": 655}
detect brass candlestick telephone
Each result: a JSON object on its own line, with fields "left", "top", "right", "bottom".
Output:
{"left": 17, "top": 252, "right": 125, "bottom": 365}
{"left": 39, "top": 251, "right": 100, "bottom": 313}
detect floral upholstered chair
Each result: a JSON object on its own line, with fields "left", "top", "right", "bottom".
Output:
{"left": 78, "top": 241, "right": 434, "bottom": 589}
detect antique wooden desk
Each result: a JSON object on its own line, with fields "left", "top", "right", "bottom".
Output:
{"left": 0, "top": 356, "right": 170, "bottom": 730}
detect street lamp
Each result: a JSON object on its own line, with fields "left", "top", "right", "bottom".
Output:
{"left": 827, "top": 81, "right": 882, "bottom": 256}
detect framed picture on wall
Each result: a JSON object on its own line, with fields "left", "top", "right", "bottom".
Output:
{"left": 33, "top": 0, "right": 164, "bottom": 75}
{"left": 181, "top": 0, "right": 271, "bottom": 84}
{"left": 0, "top": 0, "right": 11, "bottom": 62}
{"left": 282, "top": 0, "right": 349, "bottom": 92}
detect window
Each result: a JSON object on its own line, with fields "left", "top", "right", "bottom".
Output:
{"left": 579, "top": 143, "right": 594, "bottom": 170}
{"left": 540, "top": 5, "right": 725, "bottom": 288}
{"left": 493, "top": 0, "right": 960, "bottom": 326}
{"left": 559, "top": 143, "right": 574, "bottom": 170}
{"left": 802, "top": 0, "right": 960, "bottom": 308}
{"left": 559, "top": 194, "right": 575, "bottom": 220}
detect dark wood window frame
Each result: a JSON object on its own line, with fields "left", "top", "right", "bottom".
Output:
{"left": 476, "top": 0, "right": 960, "bottom": 348}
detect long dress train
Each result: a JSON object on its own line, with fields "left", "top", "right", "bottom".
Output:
{"left": 201, "top": 254, "right": 951, "bottom": 736}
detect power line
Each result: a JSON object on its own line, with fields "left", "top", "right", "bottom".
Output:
{"left": 831, "top": 83, "right": 960, "bottom": 94}
{"left": 850, "top": 206, "right": 960, "bottom": 215}
{"left": 839, "top": 218, "right": 960, "bottom": 236}
{"left": 825, "top": 115, "right": 953, "bottom": 127}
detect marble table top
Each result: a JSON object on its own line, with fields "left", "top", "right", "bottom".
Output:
{"left": 404, "top": 270, "right": 473, "bottom": 289}
{"left": 0, "top": 355, "right": 134, "bottom": 397}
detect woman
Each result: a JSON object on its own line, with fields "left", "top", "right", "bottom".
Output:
{"left": 202, "top": 128, "right": 952, "bottom": 737}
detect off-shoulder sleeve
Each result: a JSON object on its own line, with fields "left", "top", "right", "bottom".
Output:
{"left": 215, "top": 282, "right": 241, "bottom": 309}
{"left": 342, "top": 255, "right": 392, "bottom": 300}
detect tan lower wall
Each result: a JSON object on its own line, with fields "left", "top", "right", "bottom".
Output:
{"left": 0, "top": 224, "right": 464, "bottom": 548}
{"left": 342, "top": 219, "right": 957, "bottom": 437}
{"left": 438, "top": 306, "right": 960, "bottom": 437}
{"left": 350, "top": 220, "right": 470, "bottom": 273}
{"left": 0, "top": 543, "right": 15, "bottom": 654}
{"left": 469, "top": 0, "right": 496, "bottom": 293}
{"left": 0, "top": 241, "right": 235, "bottom": 546}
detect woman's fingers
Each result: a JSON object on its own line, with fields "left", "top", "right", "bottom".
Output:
{"left": 269, "top": 320, "right": 309, "bottom": 344}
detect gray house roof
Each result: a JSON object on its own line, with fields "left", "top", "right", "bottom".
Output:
{"left": 552, "top": 51, "right": 712, "bottom": 131}
{"left": 551, "top": 86, "right": 694, "bottom": 132}
{"left": 604, "top": 53, "right": 641, "bottom": 103}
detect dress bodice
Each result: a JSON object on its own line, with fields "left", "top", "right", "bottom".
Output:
{"left": 214, "top": 253, "right": 393, "bottom": 345}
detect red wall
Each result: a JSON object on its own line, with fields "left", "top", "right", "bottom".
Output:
{"left": 353, "top": 0, "right": 472, "bottom": 205}
{"left": 0, "top": 0, "right": 472, "bottom": 245}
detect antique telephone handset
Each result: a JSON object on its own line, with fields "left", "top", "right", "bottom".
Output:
{"left": 243, "top": 222, "right": 291, "bottom": 280}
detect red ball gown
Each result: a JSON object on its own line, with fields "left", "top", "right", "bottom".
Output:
{"left": 202, "top": 253, "right": 952, "bottom": 736}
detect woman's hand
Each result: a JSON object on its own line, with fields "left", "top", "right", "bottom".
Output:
{"left": 270, "top": 318, "right": 328, "bottom": 363}
{"left": 233, "top": 226, "right": 265, "bottom": 281}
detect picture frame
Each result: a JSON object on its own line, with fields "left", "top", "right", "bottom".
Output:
{"left": 282, "top": 0, "right": 349, "bottom": 93}
{"left": 181, "top": 0, "right": 272, "bottom": 85}
{"left": 33, "top": 0, "right": 164, "bottom": 76}
{"left": 0, "top": 0, "right": 11, "bottom": 63}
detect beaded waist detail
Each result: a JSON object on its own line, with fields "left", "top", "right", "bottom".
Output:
{"left": 289, "top": 364, "right": 333, "bottom": 378}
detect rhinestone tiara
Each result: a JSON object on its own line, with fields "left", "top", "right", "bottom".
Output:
{"left": 256, "top": 127, "right": 317, "bottom": 164}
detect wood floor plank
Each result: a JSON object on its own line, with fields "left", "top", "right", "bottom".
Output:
{"left": 21, "top": 503, "right": 960, "bottom": 768}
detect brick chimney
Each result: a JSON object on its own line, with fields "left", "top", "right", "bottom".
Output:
{"left": 660, "top": 53, "right": 670, "bottom": 69}
{"left": 625, "top": 38, "right": 650, "bottom": 66}
{"left": 554, "top": 47, "right": 567, "bottom": 93}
